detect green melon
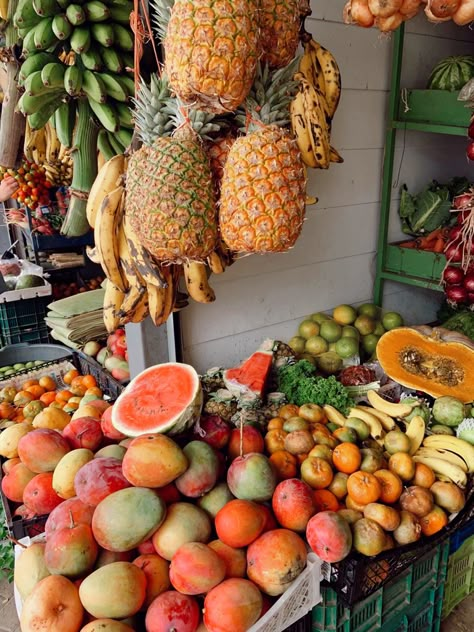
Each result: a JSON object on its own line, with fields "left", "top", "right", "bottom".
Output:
{"left": 15, "top": 274, "right": 45, "bottom": 290}
{"left": 428, "top": 56, "right": 474, "bottom": 92}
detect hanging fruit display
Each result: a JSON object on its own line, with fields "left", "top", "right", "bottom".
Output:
{"left": 13, "top": 0, "right": 135, "bottom": 236}
{"left": 0, "top": 161, "right": 51, "bottom": 209}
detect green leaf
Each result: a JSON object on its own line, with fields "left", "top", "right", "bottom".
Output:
{"left": 411, "top": 191, "right": 444, "bottom": 233}
{"left": 399, "top": 185, "right": 416, "bottom": 219}
{"left": 422, "top": 199, "right": 452, "bottom": 233}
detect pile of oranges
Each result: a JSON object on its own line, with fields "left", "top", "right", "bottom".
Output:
{"left": 0, "top": 370, "right": 102, "bottom": 424}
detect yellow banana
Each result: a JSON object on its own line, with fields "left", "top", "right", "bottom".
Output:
{"left": 207, "top": 250, "right": 225, "bottom": 275}
{"left": 423, "top": 435, "right": 474, "bottom": 473}
{"left": 415, "top": 447, "right": 468, "bottom": 473}
{"left": 297, "top": 73, "right": 331, "bottom": 170}
{"left": 118, "top": 285, "right": 147, "bottom": 324}
{"left": 405, "top": 415, "right": 425, "bottom": 455}
{"left": 323, "top": 405, "right": 346, "bottom": 427}
{"left": 349, "top": 407, "right": 384, "bottom": 440}
{"left": 412, "top": 455, "right": 467, "bottom": 488}
{"left": 45, "top": 123, "right": 61, "bottom": 163}
{"left": 103, "top": 282, "right": 125, "bottom": 333}
{"left": 290, "top": 88, "right": 318, "bottom": 168}
{"left": 147, "top": 282, "right": 167, "bottom": 326}
{"left": 86, "top": 245, "right": 101, "bottom": 264}
{"left": 330, "top": 146, "right": 344, "bottom": 163}
{"left": 300, "top": 42, "right": 326, "bottom": 96}
{"left": 355, "top": 405, "right": 396, "bottom": 432}
{"left": 95, "top": 185, "right": 127, "bottom": 292}
{"left": 0, "top": 0, "right": 9, "bottom": 21}
{"left": 366, "top": 390, "right": 414, "bottom": 418}
{"left": 122, "top": 213, "right": 168, "bottom": 288}
{"left": 312, "top": 40, "right": 342, "bottom": 118}
{"left": 86, "top": 154, "right": 125, "bottom": 229}
{"left": 183, "top": 262, "right": 216, "bottom": 304}
{"left": 97, "top": 150, "right": 106, "bottom": 172}
{"left": 130, "top": 289, "right": 149, "bottom": 323}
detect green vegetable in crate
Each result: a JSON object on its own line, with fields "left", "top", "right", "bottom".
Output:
{"left": 428, "top": 56, "right": 474, "bottom": 92}
{"left": 441, "top": 309, "right": 474, "bottom": 341}
{"left": 14, "top": 275, "right": 45, "bottom": 290}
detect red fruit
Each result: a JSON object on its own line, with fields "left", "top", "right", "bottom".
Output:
{"left": 215, "top": 499, "right": 266, "bottom": 548}
{"left": 137, "top": 538, "right": 156, "bottom": 555}
{"left": 195, "top": 415, "right": 231, "bottom": 450}
{"left": 100, "top": 406, "right": 127, "bottom": 441}
{"left": 259, "top": 504, "right": 278, "bottom": 532}
{"left": 204, "top": 578, "right": 263, "bottom": 632}
{"left": 169, "top": 543, "right": 225, "bottom": 595}
{"left": 14, "top": 504, "right": 36, "bottom": 520}
{"left": 1, "top": 462, "right": 36, "bottom": 503}
{"left": 18, "top": 429, "right": 70, "bottom": 473}
{"left": 272, "top": 478, "right": 316, "bottom": 532}
{"left": 156, "top": 483, "right": 181, "bottom": 505}
{"left": 228, "top": 426, "right": 264, "bottom": 460}
{"left": 45, "top": 497, "right": 95, "bottom": 538}
{"left": 23, "top": 473, "right": 63, "bottom": 515}
{"left": 74, "top": 457, "right": 131, "bottom": 506}
{"left": 145, "top": 591, "right": 200, "bottom": 632}
{"left": 306, "top": 511, "right": 353, "bottom": 563}
{"left": 62, "top": 417, "right": 103, "bottom": 451}
{"left": 44, "top": 523, "right": 98, "bottom": 578}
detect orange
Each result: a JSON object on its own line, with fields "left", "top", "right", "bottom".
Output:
{"left": 313, "top": 489, "right": 339, "bottom": 512}
{"left": 300, "top": 456, "right": 334, "bottom": 489}
{"left": 85, "top": 386, "right": 103, "bottom": 398}
{"left": 26, "top": 385, "right": 46, "bottom": 399}
{"left": 0, "top": 402, "right": 14, "bottom": 420}
{"left": 373, "top": 469, "right": 403, "bottom": 504}
{"left": 388, "top": 452, "right": 415, "bottom": 482}
{"left": 40, "top": 391, "right": 57, "bottom": 406}
{"left": 267, "top": 417, "right": 284, "bottom": 431}
{"left": 413, "top": 463, "right": 436, "bottom": 489}
{"left": 264, "top": 429, "right": 287, "bottom": 454}
{"left": 269, "top": 450, "right": 298, "bottom": 480}
{"left": 70, "top": 383, "right": 86, "bottom": 397}
{"left": 55, "top": 389, "right": 73, "bottom": 403}
{"left": 347, "top": 471, "right": 382, "bottom": 505}
{"left": 82, "top": 375, "right": 97, "bottom": 389}
{"left": 70, "top": 376, "right": 85, "bottom": 389}
{"left": 63, "top": 369, "right": 79, "bottom": 385}
{"left": 420, "top": 505, "right": 448, "bottom": 536}
{"left": 13, "top": 391, "right": 34, "bottom": 407}
{"left": 39, "top": 376, "right": 57, "bottom": 392}
{"left": 278, "top": 404, "right": 300, "bottom": 420}
{"left": 22, "top": 379, "right": 39, "bottom": 389}
{"left": 332, "top": 442, "right": 361, "bottom": 474}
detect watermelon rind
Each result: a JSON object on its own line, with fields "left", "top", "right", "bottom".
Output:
{"left": 428, "top": 56, "right": 474, "bottom": 91}
{"left": 111, "top": 362, "right": 203, "bottom": 437}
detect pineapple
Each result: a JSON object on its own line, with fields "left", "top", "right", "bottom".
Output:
{"left": 132, "top": 74, "right": 173, "bottom": 146}
{"left": 125, "top": 124, "right": 218, "bottom": 263}
{"left": 219, "top": 59, "right": 307, "bottom": 254}
{"left": 161, "top": 0, "right": 260, "bottom": 113}
{"left": 203, "top": 389, "right": 238, "bottom": 422}
{"left": 259, "top": 0, "right": 301, "bottom": 69}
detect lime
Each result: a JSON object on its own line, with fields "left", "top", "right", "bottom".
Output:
{"left": 357, "top": 303, "right": 380, "bottom": 319}
{"left": 335, "top": 337, "right": 359, "bottom": 359}
{"left": 319, "top": 320, "right": 342, "bottom": 343}
{"left": 354, "top": 315, "right": 375, "bottom": 336}
{"left": 373, "top": 321, "right": 386, "bottom": 336}
{"left": 362, "top": 333, "right": 380, "bottom": 354}
{"left": 305, "top": 335, "right": 329, "bottom": 356}
{"left": 4, "top": 370, "right": 14, "bottom": 376}
{"left": 342, "top": 326, "right": 360, "bottom": 340}
{"left": 299, "top": 353, "right": 317, "bottom": 366}
{"left": 333, "top": 304, "right": 357, "bottom": 325}
{"left": 328, "top": 342, "right": 338, "bottom": 352}
{"left": 298, "top": 320, "right": 320, "bottom": 339}
{"left": 288, "top": 336, "right": 306, "bottom": 354}
{"left": 310, "top": 312, "right": 330, "bottom": 324}
{"left": 0, "top": 366, "right": 11, "bottom": 372}
{"left": 345, "top": 417, "right": 370, "bottom": 440}
{"left": 34, "top": 360, "right": 44, "bottom": 366}
{"left": 382, "top": 311, "right": 404, "bottom": 330}
{"left": 13, "top": 363, "right": 25, "bottom": 370}
{"left": 25, "top": 361, "right": 34, "bottom": 369}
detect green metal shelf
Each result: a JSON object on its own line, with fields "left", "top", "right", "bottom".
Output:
{"left": 392, "top": 121, "right": 467, "bottom": 137}
{"left": 381, "top": 243, "right": 446, "bottom": 292}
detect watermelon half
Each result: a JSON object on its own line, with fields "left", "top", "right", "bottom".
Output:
{"left": 111, "top": 363, "right": 203, "bottom": 437}
{"left": 223, "top": 340, "right": 274, "bottom": 399}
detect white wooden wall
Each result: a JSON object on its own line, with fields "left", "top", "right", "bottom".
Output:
{"left": 180, "top": 1, "right": 473, "bottom": 373}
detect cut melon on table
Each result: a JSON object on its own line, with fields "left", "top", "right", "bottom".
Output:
{"left": 223, "top": 339, "right": 274, "bottom": 399}
{"left": 111, "top": 363, "right": 203, "bottom": 436}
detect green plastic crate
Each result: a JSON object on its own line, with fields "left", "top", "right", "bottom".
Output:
{"left": 397, "top": 90, "right": 470, "bottom": 129}
{"left": 384, "top": 244, "right": 446, "bottom": 288}
{"left": 312, "top": 587, "right": 382, "bottom": 632}
{"left": 0, "top": 296, "right": 50, "bottom": 347}
{"left": 442, "top": 535, "right": 474, "bottom": 619}
{"left": 382, "top": 568, "right": 412, "bottom": 626}
{"left": 412, "top": 540, "right": 449, "bottom": 594}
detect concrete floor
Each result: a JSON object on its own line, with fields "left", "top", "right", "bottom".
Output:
{"left": 1, "top": 578, "right": 473, "bottom": 631}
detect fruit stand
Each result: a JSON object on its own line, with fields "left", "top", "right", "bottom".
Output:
{"left": 0, "top": 1, "right": 474, "bottom": 632}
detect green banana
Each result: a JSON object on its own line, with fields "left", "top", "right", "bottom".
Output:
{"left": 107, "top": 129, "right": 125, "bottom": 154}
{"left": 18, "top": 89, "right": 65, "bottom": 116}
{"left": 24, "top": 71, "right": 46, "bottom": 96}
{"left": 115, "top": 74, "right": 134, "bottom": 97}
{"left": 57, "top": 0, "right": 71, "bottom": 7}
{"left": 66, "top": 4, "right": 86, "bottom": 25}
{"left": 84, "top": 1, "right": 110, "bottom": 21}
{"left": 33, "top": 17, "right": 57, "bottom": 51}
{"left": 52, "top": 14, "right": 73, "bottom": 40}
{"left": 80, "top": 46, "right": 103, "bottom": 71}
{"left": 112, "top": 23, "right": 133, "bottom": 51}
{"left": 91, "top": 23, "right": 114, "bottom": 47}
{"left": 89, "top": 99, "right": 119, "bottom": 132}
{"left": 55, "top": 101, "right": 76, "bottom": 148}
{"left": 97, "top": 72, "right": 128, "bottom": 102}
{"left": 116, "top": 127, "right": 133, "bottom": 149}
{"left": 70, "top": 26, "right": 91, "bottom": 54}
{"left": 21, "top": 29, "right": 38, "bottom": 57}
{"left": 115, "top": 101, "right": 133, "bottom": 128}
{"left": 28, "top": 96, "right": 65, "bottom": 130}
{"left": 120, "top": 51, "right": 134, "bottom": 70}
{"left": 109, "top": 3, "right": 132, "bottom": 23}
{"left": 82, "top": 69, "right": 107, "bottom": 103}
{"left": 19, "top": 52, "right": 57, "bottom": 84}
{"left": 97, "top": 128, "right": 117, "bottom": 161}
{"left": 64, "top": 65, "right": 83, "bottom": 96}
{"left": 100, "top": 46, "right": 123, "bottom": 73}
{"left": 32, "top": 0, "right": 59, "bottom": 17}
{"left": 14, "top": 0, "right": 43, "bottom": 28}
{"left": 41, "top": 62, "right": 66, "bottom": 88}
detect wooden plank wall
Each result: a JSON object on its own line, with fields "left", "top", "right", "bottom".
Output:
{"left": 180, "top": 1, "right": 473, "bottom": 372}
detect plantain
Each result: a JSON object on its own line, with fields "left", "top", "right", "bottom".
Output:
{"left": 86, "top": 153, "right": 125, "bottom": 228}
{"left": 94, "top": 185, "right": 127, "bottom": 292}
{"left": 103, "top": 281, "right": 125, "bottom": 333}
{"left": 183, "top": 262, "right": 216, "bottom": 304}
{"left": 298, "top": 73, "right": 331, "bottom": 170}
{"left": 207, "top": 250, "right": 226, "bottom": 275}
{"left": 290, "top": 88, "right": 318, "bottom": 168}
{"left": 122, "top": 213, "right": 168, "bottom": 288}
{"left": 312, "top": 40, "right": 342, "bottom": 118}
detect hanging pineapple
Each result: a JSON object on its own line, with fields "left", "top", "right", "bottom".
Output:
{"left": 153, "top": 0, "right": 260, "bottom": 113}
{"left": 259, "top": 0, "right": 301, "bottom": 68}
{"left": 219, "top": 60, "right": 307, "bottom": 254}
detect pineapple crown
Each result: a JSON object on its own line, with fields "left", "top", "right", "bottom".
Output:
{"left": 235, "top": 57, "right": 301, "bottom": 131}
{"left": 150, "top": 0, "right": 175, "bottom": 42}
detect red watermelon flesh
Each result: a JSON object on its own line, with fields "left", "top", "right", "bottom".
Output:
{"left": 223, "top": 340, "right": 274, "bottom": 399}
{"left": 111, "top": 363, "right": 202, "bottom": 437}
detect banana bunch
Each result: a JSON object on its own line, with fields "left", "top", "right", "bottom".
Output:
{"left": 0, "top": 0, "right": 8, "bottom": 21}
{"left": 24, "top": 118, "right": 73, "bottom": 185}
{"left": 14, "top": 0, "right": 134, "bottom": 148}
{"left": 291, "top": 38, "right": 343, "bottom": 169}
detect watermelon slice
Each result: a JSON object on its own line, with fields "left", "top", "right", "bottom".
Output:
{"left": 111, "top": 363, "right": 203, "bottom": 437}
{"left": 223, "top": 340, "right": 274, "bottom": 399}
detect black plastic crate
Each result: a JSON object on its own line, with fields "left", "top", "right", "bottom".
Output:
{"left": 0, "top": 465, "right": 47, "bottom": 540}
{"left": 72, "top": 351, "right": 125, "bottom": 401}
{"left": 0, "top": 296, "right": 51, "bottom": 347}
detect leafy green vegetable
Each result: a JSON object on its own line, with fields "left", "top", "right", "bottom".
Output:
{"left": 440, "top": 310, "right": 474, "bottom": 341}
{"left": 278, "top": 360, "right": 353, "bottom": 414}
{"left": 411, "top": 191, "right": 450, "bottom": 233}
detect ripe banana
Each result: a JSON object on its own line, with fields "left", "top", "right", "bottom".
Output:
{"left": 118, "top": 284, "right": 148, "bottom": 323}
{"left": 366, "top": 390, "right": 414, "bottom": 418}
{"left": 183, "top": 262, "right": 216, "bottom": 304}
{"left": 86, "top": 153, "right": 125, "bottom": 229}
{"left": 405, "top": 415, "right": 425, "bottom": 456}
{"left": 122, "top": 213, "right": 168, "bottom": 289}
{"left": 312, "top": 40, "right": 341, "bottom": 119}
{"left": 412, "top": 455, "right": 467, "bottom": 488}
{"left": 86, "top": 245, "right": 101, "bottom": 264}
{"left": 299, "top": 42, "right": 325, "bottom": 96}
{"left": 415, "top": 447, "right": 468, "bottom": 473}
{"left": 323, "top": 405, "right": 346, "bottom": 427}
{"left": 349, "top": 407, "right": 384, "bottom": 440}
{"left": 297, "top": 73, "right": 330, "bottom": 169}
{"left": 423, "top": 435, "right": 474, "bottom": 473}
{"left": 129, "top": 289, "right": 149, "bottom": 324}
{"left": 147, "top": 282, "right": 168, "bottom": 326}
{"left": 103, "top": 281, "right": 125, "bottom": 333}
{"left": 207, "top": 251, "right": 225, "bottom": 275}
{"left": 290, "top": 88, "right": 318, "bottom": 168}
{"left": 94, "top": 185, "right": 127, "bottom": 292}
{"left": 355, "top": 405, "right": 396, "bottom": 432}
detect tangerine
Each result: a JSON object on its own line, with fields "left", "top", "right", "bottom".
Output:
{"left": 347, "top": 471, "right": 382, "bottom": 505}
{"left": 332, "top": 442, "right": 361, "bottom": 474}
{"left": 63, "top": 369, "right": 79, "bottom": 385}
{"left": 388, "top": 452, "right": 416, "bottom": 482}
{"left": 38, "top": 376, "right": 57, "bottom": 392}
{"left": 413, "top": 463, "right": 436, "bottom": 489}
{"left": 373, "top": 469, "right": 403, "bottom": 504}
{"left": 419, "top": 505, "right": 448, "bottom": 536}
{"left": 55, "top": 390, "right": 73, "bottom": 403}
{"left": 269, "top": 450, "right": 298, "bottom": 480}
{"left": 25, "top": 385, "right": 46, "bottom": 399}
{"left": 312, "top": 489, "right": 339, "bottom": 512}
